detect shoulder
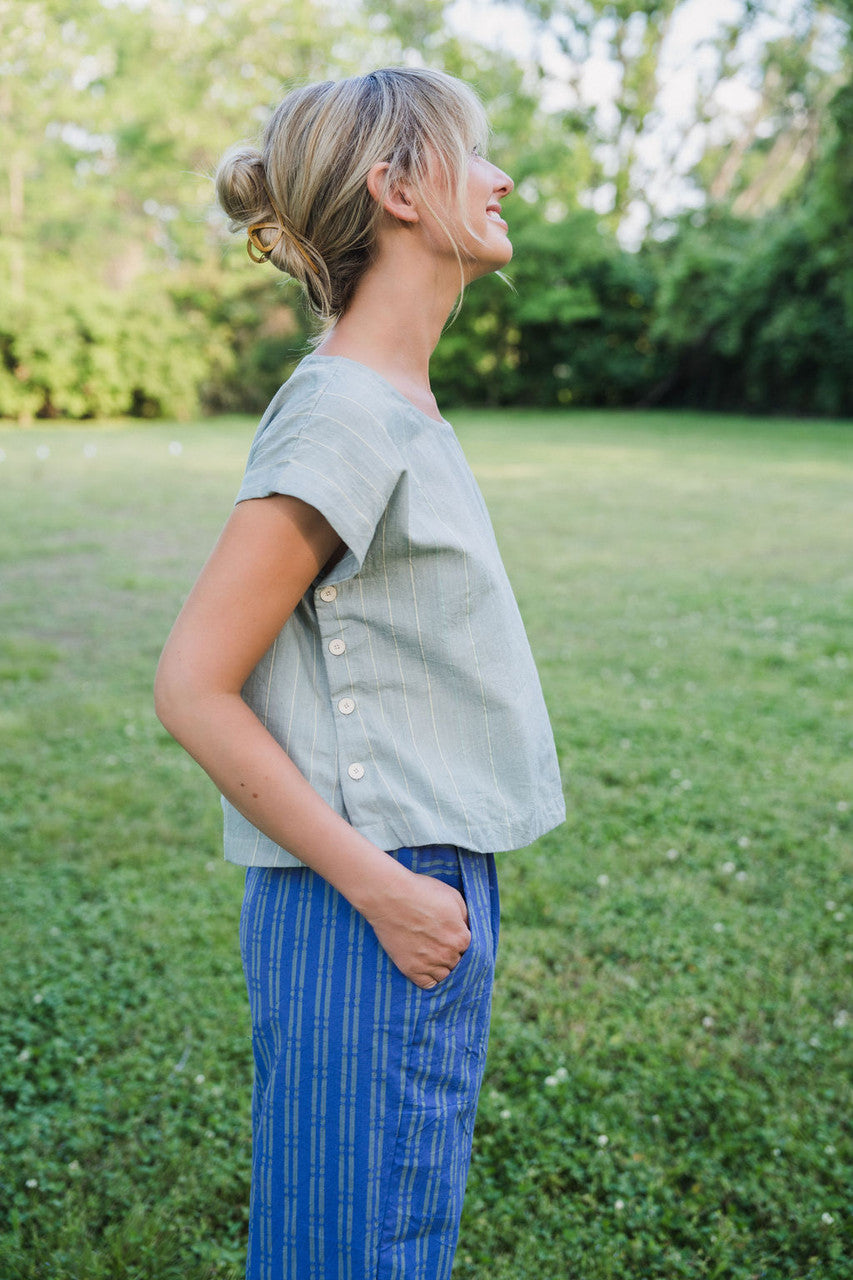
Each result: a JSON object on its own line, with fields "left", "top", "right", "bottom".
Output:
{"left": 253, "top": 355, "right": 404, "bottom": 459}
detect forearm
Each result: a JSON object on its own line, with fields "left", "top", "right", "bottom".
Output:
{"left": 156, "top": 688, "right": 407, "bottom": 913}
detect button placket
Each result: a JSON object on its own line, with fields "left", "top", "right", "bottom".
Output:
{"left": 315, "top": 585, "right": 365, "bottom": 787}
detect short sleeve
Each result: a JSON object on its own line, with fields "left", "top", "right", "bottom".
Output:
{"left": 235, "top": 386, "right": 404, "bottom": 584}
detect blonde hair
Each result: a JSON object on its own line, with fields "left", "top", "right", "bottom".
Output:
{"left": 215, "top": 67, "right": 490, "bottom": 327}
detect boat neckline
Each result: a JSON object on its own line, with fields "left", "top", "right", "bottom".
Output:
{"left": 301, "top": 352, "right": 451, "bottom": 426}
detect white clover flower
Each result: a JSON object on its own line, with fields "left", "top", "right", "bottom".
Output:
{"left": 737, "top": 835, "right": 751, "bottom": 848}
{"left": 17, "top": 1048, "right": 31, "bottom": 1063}
{"left": 834, "top": 911, "right": 846, "bottom": 922}
{"left": 735, "top": 870, "right": 748, "bottom": 882}
{"left": 837, "top": 801, "right": 850, "bottom": 813}
{"left": 713, "top": 922, "right": 725, "bottom": 933}
{"left": 597, "top": 873, "right": 609, "bottom": 887}
{"left": 544, "top": 1075, "right": 558, "bottom": 1087}
{"left": 596, "top": 1134, "right": 609, "bottom": 1147}
{"left": 168, "top": 441, "right": 183, "bottom": 456}
{"left": 500, "top": 1109, "right": 512, "bottom": 1121}
{"left": 25, "top": 1179, "right": 38, "bottom": 1189}
{"left": 620, "top": 738, "right": 631, "bottom": 750}
{"left": 721, "top": 861, "right": 736, "bottom": 875}
{"left": 554, "top": 1066, "right": 568, "bottom": 1082}
{"left": 68, "top": 1160, "right": 81, "bottom": 1173}
{"left": 35, "top": 445, "right": 50, "bottom": 460}
{"left": 49, "top": 926, "right": 60, "bottom": 937}
{"left": 821, "top": 1212, "right": 834, "bottom": 1225}
{"left": 832, "top": 1010, "right": 849, "bottom": 1028}
{"left": 679, "top": 778, "right": 692, "bottom": 790}
{"left": 665, "top": 848, "right": 679, "bottom": 861}
{"left": 670, "top": 768, "right": 682, "bottom": 780}
{"left": 702, "top": 1015, "right": 715, "bottom": 1028}
{"left": 195, "top": 1073, "right": 206, "bottom": 1084}
{"left": 33, "top": 992, "right": 44, "bottom": 1004}
{"left": 773, "top": 1148, "right": 781, "bottom": 1157}
{"left": 809, "top": 1035, "right": 821, "bottom": 1048}
{"left": 825, "top": 900, "right": 837, "bottom": 912}
{"left": 825, "top": 1145, "right": 836, "bottom": 1155}
{"left": 614, "top": 1199, "right": 625, "bottom": 1211}
{"left": 651, "top": 1114, "right": 661, "bottom": 1125}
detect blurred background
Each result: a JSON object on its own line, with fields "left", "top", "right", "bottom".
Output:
{"left": 1, "top": 0, "right": 851, "bottom": 423}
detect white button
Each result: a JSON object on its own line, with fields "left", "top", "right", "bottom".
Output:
{"left": 347, "top": 763, "right": 365, "bottom": 780}
{"left": 337, "top": 697, "right": 355, "bottom": 715}
{"left": 328, "top": 638, "right": 346, "bottom": 656}
{"left": 318, "top": 585, "right": 337, "bottom": 602}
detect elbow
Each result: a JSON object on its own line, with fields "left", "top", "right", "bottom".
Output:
{"left": 154, "top": 650, "right": 234, "bottom": 749}
{"left": 154, "top": 655, "right": 189, "bottom": 743}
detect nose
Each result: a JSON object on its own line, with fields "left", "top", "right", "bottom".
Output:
{"left": 492, "top": 164, "right": 513, "bottom": 197}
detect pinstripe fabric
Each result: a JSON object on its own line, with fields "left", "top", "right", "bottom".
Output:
{"left": 240, "top": 844, "right": 500, "bottom": 1280}
{"left": 223, "top": 353, "right": 565, "bottom": 868}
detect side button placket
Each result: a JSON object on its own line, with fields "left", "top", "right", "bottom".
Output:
{"left": 316, "top": 583, "right": 365, "bottom": 785}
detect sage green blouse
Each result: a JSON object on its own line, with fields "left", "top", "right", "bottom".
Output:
{"left": 222, "top": 353, "right": 565, "bottom": 867}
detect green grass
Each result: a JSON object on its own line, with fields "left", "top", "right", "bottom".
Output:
{"left": 1, "top": 409, "right": 850, "bottom": 1279}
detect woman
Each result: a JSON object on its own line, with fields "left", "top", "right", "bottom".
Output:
{"left": 155, "top": 66, "right": 564, "bottom": 1280}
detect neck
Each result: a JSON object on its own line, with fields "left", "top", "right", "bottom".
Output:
{"left": 313, "top": 237, "right": 465, "bottom": 418}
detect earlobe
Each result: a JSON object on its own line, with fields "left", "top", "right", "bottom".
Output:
{"left": 366, "top": 161, "right": 420, "bottom": 224}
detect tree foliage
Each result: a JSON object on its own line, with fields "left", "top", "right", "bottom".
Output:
{"left": 0, "top": 0, "right": 851, "bottom": 419}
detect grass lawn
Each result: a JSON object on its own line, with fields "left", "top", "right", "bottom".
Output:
{"left": 0, "top": 406, "right": 850, "bottom": 1279}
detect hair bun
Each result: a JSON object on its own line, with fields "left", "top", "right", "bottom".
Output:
{"left": 215, "top": 145, "right": 269, "bottom": 230}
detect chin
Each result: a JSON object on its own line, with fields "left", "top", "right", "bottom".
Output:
{"left": 488, "top": 229, "right": 514, "bottom": 268}
{"left": 465, "top": 240, "right": 513, "bottom": 282}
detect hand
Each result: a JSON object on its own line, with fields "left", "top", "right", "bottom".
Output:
{"left": 364, "top": 868, "right": 471, "bottom": 989}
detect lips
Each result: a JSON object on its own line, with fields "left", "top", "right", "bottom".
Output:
{"left": 486, "top": 202, "right": 507, "bottom": 228}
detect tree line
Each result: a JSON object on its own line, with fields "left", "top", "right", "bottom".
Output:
{"left": 1, "top": 0, "right": 851, "bottom": 420}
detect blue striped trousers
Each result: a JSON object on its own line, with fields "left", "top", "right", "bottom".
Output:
{"left": 240, "top": 845, "right": 500, "bottom": 1280}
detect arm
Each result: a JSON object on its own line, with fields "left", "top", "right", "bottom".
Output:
{"left": 154, "top": 494, "right": 470, "bottom": 988}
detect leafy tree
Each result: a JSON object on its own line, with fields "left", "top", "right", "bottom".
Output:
{"left": 1, "top": 0, "right": 851, "bottom": 418}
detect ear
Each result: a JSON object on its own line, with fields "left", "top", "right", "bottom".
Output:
{"left": 366, "top": 161, "right": 420, "bottom": 224}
